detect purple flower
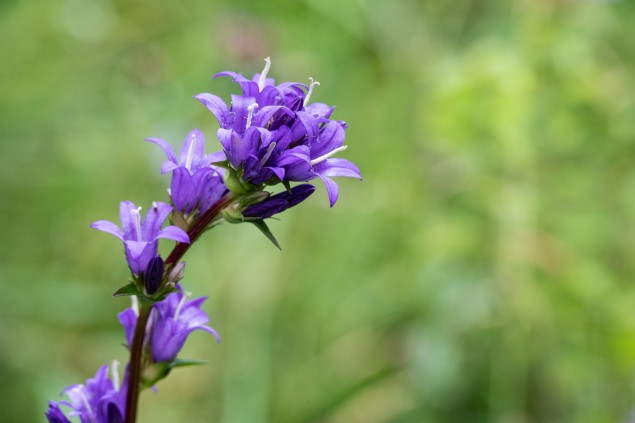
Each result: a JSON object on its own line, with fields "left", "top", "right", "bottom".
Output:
{"left": 46, "top": 362, "right": 126, "bottom": 423}
{"left": 243, "top": 184, "right": 316, "bottom": 219}
{"left": 118, "top": 290, "right": 220, "bottom": 363}
{"left": 146, "top": 129, "right": 227, "bottom": 216}
{"left": 90, "top": 201, "right": 189, "bottom": 276}
{"left": 195, "top": 57, "right": 361, "bottom": 205}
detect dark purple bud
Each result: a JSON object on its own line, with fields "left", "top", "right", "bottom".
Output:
{"left": 45, "top": 402, "right": 71, "bottom": 423}
{"left": 286, "top": 184, "right": 316, "bottom": 207}
{"left": 243, "top": 199, "right": 288, "bottom": 219}
{"left": 105, "top": 402, "right": 124, "bottom": 423}
{"left": 144, "top": 255, "right": 164, "bottom": 295}
{"left": 243, "top": 184, "right": 315, "bottom": 219}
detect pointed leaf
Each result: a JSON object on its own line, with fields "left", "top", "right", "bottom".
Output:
{"left": 250, "top": 220, "right": 281, "bottom": 250}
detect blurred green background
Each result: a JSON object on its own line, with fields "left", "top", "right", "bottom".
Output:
{"left": 2, "top": 0, "right": 635, "bottom": 421}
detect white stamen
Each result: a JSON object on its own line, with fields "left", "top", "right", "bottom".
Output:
{"left": 130, "top": 207, "right": 143, "bottom": 240}
{"left": 259, "top": 142, "right": 277, "bottom": 167}
{"left": 131, "top": 295, "right": 139, "bottom": 316}
{"left": 304, "top": 77, "right": 320, "bottom": 107}
{"left": 185, "top": 134, "right": 197, "bottom": 171}
{"left": 246, "top": 103, "right": 259, "bottom": 128}
{"left": 152, "top": 201, "right": 158, "bottom": 210}
{"left": 310, "top": 145, "right": 347, "bottom": 166}
{"left": 111, "top": 360, "right": 121, "bottom": 392}
{"left": 258, "top": 57, "right": 271, "bottom": 91}
{"left": 174, "top": 291, "right": 192, "bottom": 321}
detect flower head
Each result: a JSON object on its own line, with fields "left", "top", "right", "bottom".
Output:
{"left": 146, "top": 129, "right": 227, "bottom": 217}
{"left": 46, "top": 362, "right": 126, "bottom": 423}
{"left": 90, "top": 201, "right": 189, "bottom": 276}
{"left": 195, "top": 57, "right": 361, "bottom": 206}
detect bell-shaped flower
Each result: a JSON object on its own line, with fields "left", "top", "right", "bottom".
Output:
{"left": 150, "top": 289, "right": 220, "bottom": 362}
{"left": 118, "top": 290, "right": 220, "bottom": 363}
{"left": 46, "top": 362, "right": 126, "bottom": 423}
{"left": 90, "top": 201, "right": 189, "bottom": 276}
{"left": 146, "top": 129, "right": 227, "bottom": 216}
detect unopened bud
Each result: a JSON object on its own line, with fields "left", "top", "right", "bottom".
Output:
{"left": 168, "top": 261, "right": 186, "bottom": 284}
{"left": 144, "top": 256, "right": 164, "bottom": 295}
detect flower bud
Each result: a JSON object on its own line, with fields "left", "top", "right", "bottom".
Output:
{"left": 144, "top": 256, "right": 164, "bottom": 295}
{"left": 168, "top": 261, "right": 186, "bottom": 284}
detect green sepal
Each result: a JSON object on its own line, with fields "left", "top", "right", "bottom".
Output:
{"left": 250, "top": 220, "right": 282, "bottom": 250}
{"left": 211, "top": 159, "right": 231, "bottom": 169}
{"left": 113, "top": 282, "right": 177, "bottom": 306}
{"left": 113, "top": 282, "right": 142, "bottom": 297}
{"left": 281, "top": 180, "right": 292, "bottom": 194}
{"left": 141, "top": 359, "right": 208, "bottom": 389}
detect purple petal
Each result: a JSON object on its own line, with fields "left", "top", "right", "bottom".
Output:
{"left": 213, "top": 71, "right": 248, "bottom": 81}
{"left": 194, "top": 93, "right": 231, "bottom": 127}
{"left": 198, "top": 325, "right": 221, "bottom": 344}
{"left": 296, "top": 111, "right": 319, "bottom": 144}
{"left": 230, "top": 95, "right": 256, "bottom": 134}
{"left": 319, "top": 175, "right": 340, "bottom": 207}
{"left": 119, "top": 201, "right": 139, "bottom": 240}
{"left": 314, "top": 158, "right": 362, "bottom": 179}
{"left": 156, "top": 226, "right": 190, "bottom": 244}
{"left": 141, "top": 202, "right": 173, "bottom": 241}
{"left": 90, "top": 220, "right": 124, "bottom": 240}
{"left": 161, "top": 161, "right": 179, "bottom": 174}
{"left": 118, "top": 308, "right": 137, "bottom": 347}
{"left": 311, "top": 121, "right": 345, "bottom": 158}
{"left": 125, "top": 240, "right": 149, "bottom": 259}
{"left": 206, "top": 151, "right": 227, "bottom": 163}
{"left": 170, "top": 167, "right": 196, "bottom": 213}
{"left": 145, "top": 137, "right": 177, "bottom": 166}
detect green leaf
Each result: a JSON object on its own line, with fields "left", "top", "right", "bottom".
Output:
{"left": 250, "top": 220, "right": 282, "bottom": 250}
{"left": 167, "top": 358, "right": 208, "bottom": 370}
{"left": 112, "top": 282, "right": 141, "bottom": 297}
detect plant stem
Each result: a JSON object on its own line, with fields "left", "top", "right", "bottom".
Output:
{"left": 124, "top": 305, "right": 151, "bottom": 423}
{"left": 124, "top": 191, "right": 236, "bottom": 423}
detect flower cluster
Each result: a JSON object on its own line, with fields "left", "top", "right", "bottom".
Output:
{"left": 47, "top": 58, "right": 360, "bottom": 422}
{"left": 196, "top": 57, "right": 362, "bottom": 207}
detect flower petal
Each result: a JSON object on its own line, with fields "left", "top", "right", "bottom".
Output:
{"left": 119, "top": 201, "right": 139, "bottom": 240}
{"left": 319, "top": 175, "right": 340, "bottom": 207}
{"left": 90, "top": 220, "right": 124, "bottom": 240}
{"left": 156, "top": 226, "right": 190, "bottom": 244}
{"left": 314, "top": 158, "right": 362, "bottom": 180}
{"left": 145, "top": 137, "right": 177, "bottom": 166}
{"left": 142, "top": 202, "right": 173, "bottom": 241}
{"left": 194, "top": 93, "right": 231, "bottom": 127}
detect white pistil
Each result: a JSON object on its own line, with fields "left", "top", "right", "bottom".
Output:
{"left": 174, "top": 291, "right": 192, "bottom": 321}
{"left": 111, "top": 360, "right": 121, "bottom": 392}
{"left": 185, "top": 134, "right": 197, "bottom": 171}
{"left": 246, "top": 103, "right": 259, "bottom": 128}
{"left": 310, "top": 145, "right": 348, "bottom": 166}
{"left": 130, "top": 207, "right": 143, "bottom": 240}
{"left": 258, "top": 57, "right": 271, "bottom": 91}
{"left": 76, "top": 387, "right": 93, "bottom": 416}
{"left": 259, "top": 142, "right": 277, "bottom": 167}
{"left": 131, "top": 295, "right": 139, "bottom": 316}
{"left": 304, "top": 77, "right": 320, "bottom": 107}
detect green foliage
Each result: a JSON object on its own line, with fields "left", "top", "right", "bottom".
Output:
{"left": 2, "top": 0, "right": 635, "bottom": 422}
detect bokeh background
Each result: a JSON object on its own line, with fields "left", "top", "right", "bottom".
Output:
{"left": 2, "top": 0, "right": 635, "bottom": 421}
